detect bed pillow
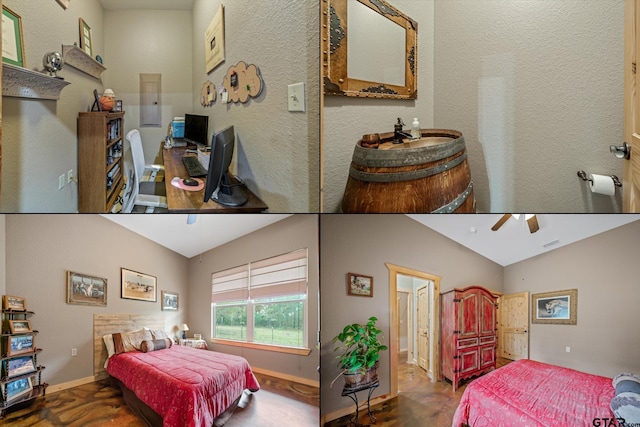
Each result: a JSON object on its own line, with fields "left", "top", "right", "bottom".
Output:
{"left": 113, "top": 329, "right": 153, "bottom": 354}
{"left": 140, "top": 338, "right": 173, "bottom": 353}
{"left": 611, "top": 373, "right": 640, "bottom": 424}
{"left": 150, "top": 329, "right": 170, "bottom": 340}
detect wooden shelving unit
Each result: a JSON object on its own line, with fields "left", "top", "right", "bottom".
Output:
{"left": 78, "top": 111, "right": 126, "bottom": 212}
{"left": 1, "top": 310, "right": 47, "bottom": 418}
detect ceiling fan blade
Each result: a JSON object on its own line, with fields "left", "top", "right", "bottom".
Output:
{"left": 491, "top": 214, "right": 512, "bottom": 231}
{"left": 527, "top": 215, "right": 540, "bottom": 233}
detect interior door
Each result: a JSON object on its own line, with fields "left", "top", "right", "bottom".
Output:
{"left": 417, "top": 285, "right": 429, "bottom": 372}
{"left": 500, "top": 292, "right": 529, "bottom": 360}
{"left": 624, "top": 0, "right": 640, "bottom": 211}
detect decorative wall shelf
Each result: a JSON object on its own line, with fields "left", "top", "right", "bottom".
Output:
{"left": 2, "top": 63, "right": 71, "bottom": 100}
{"left": 62, "top": 45, "right": 106, "bottom": 80}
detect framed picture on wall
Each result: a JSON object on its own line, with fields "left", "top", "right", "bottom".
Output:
{"left": 2, "top": 6, "right": 26, "bottom": 67}
{"left": 347, "top": 273, "right": 373, "bottom": 297}
{"left": 161, "top": 291, "right": 178, "bottom": 311}
{"left": 121, "top": 268, "right": 157, "bottom": 302}
{"left": 79, "top": 18, "right": 93, "bottom": 56}
{"left": 67, "top": 271, "right": 107, "bottom": 306}
{"left": 532, "top": 289, "right": 577, "bottom": 325}
{"left": 204, "top": 5, "right": 225, "bottom": 73}
{"left": 56, "top": 0, "right": 71, "bottom": 10}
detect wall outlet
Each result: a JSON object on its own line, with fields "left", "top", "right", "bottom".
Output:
{"left": 67, "top": 169, "right": 74, "bottom": 184}
{"left": 565, "top": 346, "right": 571, "bottom": 353}
{"left": 71, "top": 348, "right": 77, "bottom": 357}
{"left": 58, "top": 174, "right": 66, "bottom": 190}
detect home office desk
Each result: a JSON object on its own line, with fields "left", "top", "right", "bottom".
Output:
{"left": 161, "top": 144, "right": 268, "bottom": 213}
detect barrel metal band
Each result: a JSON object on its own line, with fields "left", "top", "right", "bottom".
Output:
{"left": 431, "top": 182, "right": 474, "bottom": 213}
{"left": 349, "top": 152, "right": 468, "bottom": 183}
{"left": 353, "top": 137, "right": 465, "bottom": 168}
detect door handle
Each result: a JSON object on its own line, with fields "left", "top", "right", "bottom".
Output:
{"left": 610, "top": 142, "right": 630, "bottom": 160}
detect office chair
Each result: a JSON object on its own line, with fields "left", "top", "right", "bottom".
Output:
{"left": 123, "top": 129, "right": 168, "bottom": 213}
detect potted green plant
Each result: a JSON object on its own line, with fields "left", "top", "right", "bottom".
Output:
{"left": 331, "top": 316, "right": 388, "bottom": 389}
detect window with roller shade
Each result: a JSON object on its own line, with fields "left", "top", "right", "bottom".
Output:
{"left": 211, "top": 249, "right": 308, "bottom": 349}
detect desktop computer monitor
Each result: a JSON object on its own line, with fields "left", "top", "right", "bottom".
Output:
{"left": 203, "top": 126, "right": 248, "bottom": 206}
{"left": 183, "top": 114, "right": 209, "bottom": 147}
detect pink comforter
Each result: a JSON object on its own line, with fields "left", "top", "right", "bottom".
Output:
{"left": 106, "top": 345, "right": 260, "bottom": 427}
{"left": 453, "top": 359, "right": 615, "bottom": 427}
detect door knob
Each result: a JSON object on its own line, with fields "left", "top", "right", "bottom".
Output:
{"left": 610, "top": 142, "right": 630, "bottom": 159}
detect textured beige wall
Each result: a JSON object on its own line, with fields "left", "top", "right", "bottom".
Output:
{"left": 0, "top": 215, "right": 4, "bottom": 296}
{"left": 4, "top": 215, "right": 189, "bottom": 387}
{"left": 323, "top": 1, "right": 436, "bottom": 212}
{"left": 320, "top": 214, "right": 504, "bottom": 416}
{"left": 1, "top": 0, "right": 105, "bottom": 212}
{"left": 191, "top": 0, "right": 320, "bottom": 212}
{"left": 434, "top": 0, "right": 624, "bottom": 212}
{"left": 504, "top": 220, "right": 640, "bottom": 378}
{"left": 104, "top": 10, "right": 194, "bottom": 165}
{"left": 187, "top": 214, "right": 320, "bottom": 382}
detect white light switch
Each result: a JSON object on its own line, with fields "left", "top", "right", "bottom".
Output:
{"left": 565, "top": 346, "right": 571, "bottom": 353}
{"left": 288, "top": 82, "right": 305, "bottom": 112}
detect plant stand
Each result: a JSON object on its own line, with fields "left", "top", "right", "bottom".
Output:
{"left": 341, "top": 380, "right": 379, "bottom": 425}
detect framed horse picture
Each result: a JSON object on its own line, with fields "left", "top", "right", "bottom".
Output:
{"left": 532, "top": 289, "right": 577, "bottom": 325}
{"left": 347, "top": 273, "right": 373, "bottom": 297}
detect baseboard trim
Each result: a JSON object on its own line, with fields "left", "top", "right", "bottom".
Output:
{"left": 251, "top": 367, "right": 319, "bottom": 388}
{"left": 48, "top": 376, "right": 96, "bottom": 394}
{"left": 321, "top": 393, "right": 392, "bottom": 425}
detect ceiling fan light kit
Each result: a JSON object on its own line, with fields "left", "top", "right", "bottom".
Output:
{"left": 491, "top": 214, "right": 539, "bottom": 234}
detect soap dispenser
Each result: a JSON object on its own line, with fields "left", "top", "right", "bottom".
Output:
{"left": 411, "top": 118, "right": 421, "bottom": 139}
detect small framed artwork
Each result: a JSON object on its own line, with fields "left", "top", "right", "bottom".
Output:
{"left": 2, "top": 6, "right": 26, "bottom": 67}
{"left": 114, "top": 100, "right": 123, "bottom": 112}
{"left": 3, "top": 295, "right": 26, "bottom": 311}
{"left": 532, "top": 289, "right": 577, "bottom": 325}
{"left": 67, "top": 271, "right": 107, "bottom": 306}
{"left": 9, "top": 320, "right": 32, "bottom": 334}
{"left": 79, "top": 18, "right": 93, "bottom": 56}
{"left": 2, "top": 376, "right": 33, "bottom": 402}
{"left": 5, "top": 334, "right": 35, "bottom": 356}
{"left": 56, "top": 0, "right": 71, "bottom": 10}
{"left": 204, "top": 5, "right": 225, "bottom": 73}
{"left": 5, "top": 355, "right": 36, "bottom": 378}
{"left": 161, "top": 291, "right": 179, "bottom": 311}
{"left": 347, "top": 273, "right": 373, "bottom": 297}
{"left": 121, "top": 268, "right": 157, "bottom": 302}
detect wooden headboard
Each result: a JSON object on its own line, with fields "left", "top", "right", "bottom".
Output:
{"left": 93, "top": 313, "right": 165, "bottom": 380}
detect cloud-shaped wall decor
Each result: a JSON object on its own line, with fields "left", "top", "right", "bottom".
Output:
{"left": 222, "top": 61, "right": 264, "bottom": 104}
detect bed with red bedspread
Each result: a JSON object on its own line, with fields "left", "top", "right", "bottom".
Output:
{"left": 106, "top": 345, "right": 260, "bottom": 427}
{"left": 453, "top": 359, "right": 616, "bottom": 427}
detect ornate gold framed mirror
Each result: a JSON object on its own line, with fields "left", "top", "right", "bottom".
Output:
{"left": 322, "top": 0, "right": 418, "bottom": 100}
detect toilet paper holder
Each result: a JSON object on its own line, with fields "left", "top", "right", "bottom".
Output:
{"left": 577, "top": 170, "right": 622, "bottom": 187}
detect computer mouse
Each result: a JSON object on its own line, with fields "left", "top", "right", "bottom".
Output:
{"left": 183, "top": 178, "right": 198, "bottom": 187}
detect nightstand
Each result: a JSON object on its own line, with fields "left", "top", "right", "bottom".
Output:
{"left": 178, "top": 338, "right": 209, "bottom": 350}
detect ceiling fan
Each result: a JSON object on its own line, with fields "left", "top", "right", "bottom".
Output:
{"left": 491, "top": 214, "right": 539, "bottom": 234}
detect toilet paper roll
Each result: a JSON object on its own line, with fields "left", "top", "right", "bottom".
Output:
{"left": 589, "top": 174, "right": 615, "bottom": 196}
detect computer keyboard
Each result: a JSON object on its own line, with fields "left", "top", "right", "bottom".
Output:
{"left": 182, "top": 156, "right": 208, "bottom": 177}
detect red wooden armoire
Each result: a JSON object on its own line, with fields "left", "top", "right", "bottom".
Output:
{"left": 440, "top": 286, "right": 497, "bottom": 391}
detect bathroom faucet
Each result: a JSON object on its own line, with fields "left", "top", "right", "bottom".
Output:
{"left": 394, "top": 118, "right": 412, "bottom": 144}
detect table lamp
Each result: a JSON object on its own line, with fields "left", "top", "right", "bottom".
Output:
{"left": 182, "top": 323, "right": 189, "bottom": 339}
